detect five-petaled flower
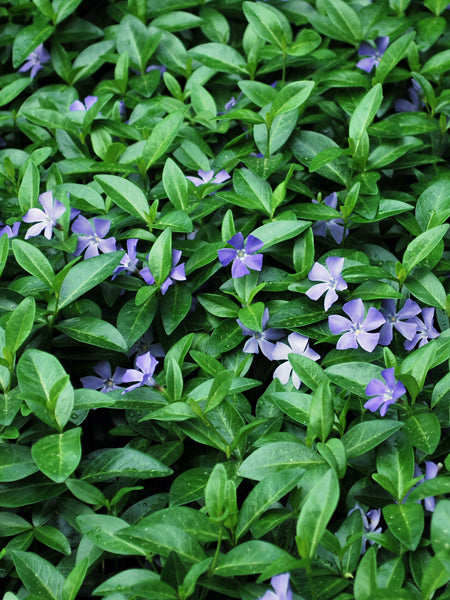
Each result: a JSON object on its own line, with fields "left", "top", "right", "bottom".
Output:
{"left": 18, "top": 43, "right": 50, "bottom": 78}
{"left": 272, "top": 332, "right": 320, "bottom": 390}
{"left": 186, "top": 169, "right": 231, "bottom": 187}
{"left": 141, "top": 249, "right": 186, "bottom": 295}
{"left": 237, "top": 308, "right": 284, "bottom": 360}
{"left": 403, "top": 307, "right": 439, "bottom": 351}
{"left": 121, "top": 351, "right": 159, "bottom": 393}
{"left": 305, "top": 257, "right": 347, "bottom": 311}
{"left": 112, "top": 238, "right": 139, "bottom": 279}
{"left": 312, "top": 192, "right": 347, "bottom": 245}
{"left": 378, "top": 298, "right": 421, "bottom": 346}
{"left": 395, "top": 79, "right": 424, "bottom": 113}
{"left": 356, "top": 36, "right": 389, "bottom": 73}
{"left": 364, "top": 367, "right": 406, "bottom": 416}
{"left": 218, "top": 232, "right": 264, "bottom": 278}
{"left": 81, "top": 360, "right": 126, "bottom": 393}
{"left": 127, "top": 329, "right": 165, "bottom": 359}
{"left": 258, "top": 573, "right": 292, "bottom": 600}
{"left": 71, "top": 215, "right": 117, "bottom": 259}
{"left": 328, "top": 298, "right": 385, "bottom": 352}
{"left": 0, "top": 222, "right": 20, "bottom": 238}
{"left": 69, "top": 95, "right": 98, "bottom": 112}
{"left": 23, "top": 191, "right": 66, "bottom": 240}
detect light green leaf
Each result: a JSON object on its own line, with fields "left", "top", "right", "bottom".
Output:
{"left": 31, "top": 428, "right": 82, "bottom": 483}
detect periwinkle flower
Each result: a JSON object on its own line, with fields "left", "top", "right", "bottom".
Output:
{"left": 328, "top": 298, "right": 385, "bottom": 352}
{"left": 18, "top": 43, "right": 50, "bottom": 78}
{"left": 69, "top": 95, "right": 98, "bottom": 112}
{"left": 237, "top": 308, "right": 284, "bottom": 359}
{"left": 146, "top": 64, "right": 166, "bottom": 74}
{"left": 414, "top": 461, "right": 442, "bottom": 512}
{"left": 71, "top": 215, "right": 117, "bottom": 259}
{"left": 378, "top": 299, "right": 421, "bottom": 346}
{"left": 121, "top": 351, "right": 158, "bottom": 393}
{"left": 224, "top": 96, "right": 237, "bottom": 112}
{"left": 348, "top": 504, "right": 382, "bottom": 553}
{"left": 356, "top": 36, "right": 389, "bottom": 73}
{"left": 364, "top": 367, "right": 406, "bottom": 416}
{"left": 0, "top": 222, "right": 20, "bottom": 238}
{"left": 218, "top": 232, "right": 264, "bottom": 278}
{"left": 186, "top": 169, "right": 231, "bottom": 187}
{"left": 312, "top": 193, "right": 347, "bottom": 245}
{"left": 305, "top": 257, "right": 348, "bottom": 311}
{"left": 81, "top": 360, "right": 126, "bottom": 393}
{"left": 395, "top": 79, "right": 424, "bottom": 113}
{"left": 127, "top": 330, "right": 165, "bottom": 359}
{"left": 258, "top": 573, "right": 292, "bottom": 600}
{"left": 140, "top": 249, "right": 186, "bottom": 295}
{"left": 403, "top": 307, "right": 439, "bottom": 351}
{"left": 23, "top": 191, "right": 66, "bottom": 240}
{"left": 272, "top": 332, "right": 320, "bottom": 390}
{"left": 112, "top": 238, "right": 139, "bottom": 279}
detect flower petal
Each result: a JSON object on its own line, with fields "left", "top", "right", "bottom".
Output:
{"left": 245, "top": 234, "right": 264, "bottom": 254}
{"left": 218, "top": 248, "right": 236, "bottom": 266}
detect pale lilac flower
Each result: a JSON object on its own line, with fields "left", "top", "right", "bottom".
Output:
{"left": 395, "top": 79, "right": 424, "bottom": 113}
{"left": 0, "top": 222, "right": 20, "bottom": 238}
{"left": 140, "top": 249, "right": 186, "bottom": 295}
{"left": 364, "top": 367, "right": 406, "bottom": 416}
{"left": 69, "top": 96, "right": 98, "bottom": 112}
{"left": 356, "top": 36, "right": 389, "bottom": 73}
{"left": 378, "top": 299, "right": 420, "bottom": 346}
{"left": 329, "top": 298, "right": 385, "bottom": 352}
{"left": 312, "top": 193, "right": 347, "bottom": 244}
{"left": 121, "top": 351, "right": 158, "bottom": 393}
{"left": 259, "top": 573, "right": 292, "bottom": 600}
{"left": 186, "top": 169, "right": 231, "bottom": 187}
{"left": 348, "top": 504, "right": 382, "bottom": 553}
{"left": 237, "top": 308, "right": 284, "bottom": 359}
{"left": 81, "top": 360, "right": 126, "bottom": 393}
{"left": 127, "top": 330, "right": 165, "bottom": 358}
{"left": 272, "top": 333, "right": 320, "bottom": 390}
{"left": 413, "top": 461, "right": 442, "bottom": 512}
{"left": 23, "top": 191, "right": 66, "bottom": 240}
{"left": 72, "top": 215, "right": 117, "bottom": 259}
{"left": 403, "top": 307, "right": 439, "bottom": 351}
{"left": 224, "top": 97, "right": 237, "bottom": 111}
{"left": 218, "top": 232, "right": 264, "bottom": 278}
{"left": 18, "top": 43, "right": 50, "bottom": 78}
{"left": 305, "top": 257, "right": 347, "bottom": 311}
{"left": 112, "top": 238, "right": 139, "bottom": 279}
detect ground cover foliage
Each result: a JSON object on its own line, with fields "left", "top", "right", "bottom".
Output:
{"left": 0, "top": 0, "right": 450, "bottom": 598}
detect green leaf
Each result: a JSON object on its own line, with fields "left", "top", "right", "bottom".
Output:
{"left": 11, "top": 551, "right": 65, "bottom": 600}
{"left": 296, "top": 469, "right": 339, "bottom": 559}
{"left": 233, "top": 168, "right": 272, "bottom": 217}
{"left": 351, "top": 281, "right": 404, "bottom": 300}
{"left": 188, "top": 43, "right": 248, "bottom": 74}
{"left": 214, "top": 541, "right": 292, "bottom": 576}
{"left": 349, "top": 84, "right": 383, "bottom": 156}
{"left": 56, "top": 317, "right": 128, "bottom": 352}
{"left": 62, "top": 557, "right": 89, "bottom": 600}
{"left": 322, "top": 0, "right": 362, "bottom": 44}
{"left": 205, "top": 463, "right": 227, "bottom": 520}
{"left": 12, "top": 21, "right": 54, "bottom": 68}
{"left": 65, "top": 478, "right": 106, "bottom": 506}
{"left": 291, "top": 130, "right": 351, "bottom": 185}
{"left": 162, "top": 158, "right": 189, "bottom": 211}
{"left": 405, "top": 267, "right": 447, "bottom": 310}
{"left": 81, "top": 448, "right": 172, "bottom": 482}
{"left": 204, "top": 370, "right": 234, "bottom": 413}
{"left": 342, "top": 421, "right": 404, "bottom": 459}
{"left": 58, "top": 251, "right": 122, "bottom": 310}
{"left": 309, "top": 379, "right": 334, "bottom": 443}
{"left": 94, "top": 175, "right": 150, "bottom": 222}
{"left": 251, "top": 220, "right": 310, "bottom": 249}
{"left": 54, "top": 0, "right": 84, "bottom": 23}
{"left": 402, "top": 224, "right": 448, "bottom": 274}
{"left": 383, "top": 503, "right": 424, "bottom": 551}
{"left": 143, "top": 111, "right": 185, "bottom": 171}
{"left": 289, "top": 354, "right": 326, "bottom": 391}
{"left": 403, "top": 413, "right": 440, "bottom": 454}
{"left": 31, "top": 428, "right": 82, "bottom": 483}
{"left": 325, "top": 362, "right": 382, "bottom": 398}
{"left": 160, "top": 284, "right": 191, "bottom": 335}
{"left": 169, "top": 467, "right": 212, "bottom": 507}
{"left": 147, "top": 227, "right": 172, "bottom": 286}
{"left": 243, "top": 1, "right": 287, "bottom": 48}
{"left": 431, "top": 500, "right": 450, "bottom": 554}
{"left": 77, "top": 514, "right": 146, "bottom": 555}
{"left": 117, "top": 295, "right": 158, "bottom": 349}
{"left": 34, "top": 525, "right": 71, "bottom": 555}
{"left": 238, "top": 303, "right": 265, "bottom": 332}
{"left": 0, "top": 78, "right": 32, "bottom": 108}
{"left": 0, "top": 234, "right": 9, "bottom": 280}
{"left": 0, "top": 512, "right": 32, "bottom": 536}
{"left": 12, "top": 239, "right": 55, "bottom": 289}
{"left": 207, "top": 320, "right": 243, "bottom": 356}
{"left": 416, "top": 179, "right": 450, "bottom": 230}
{"left": 354, "top": 546, "right": 377, "bottom": 600}
{"left": 376, "top": 433, "right": 414, "bottom": 500}
{"left": 0, "top": 479, "right": 65, "bottom": 508}
{"left": 0, "top": 444, "right": 38, "bottom": 482}
{"left": 238, "top": 80, "right": 277, "bottom": 107}
{"left": 5, "top": 296, "right": 35, "bottom": 355}
{"left": 92, "top": 569, "right": 161, "bottom": 596}
{"left": 375, "top": 31, "right": 415, "bottom": 83}
{"left": 238, "top": 442, "right": 324, "bottom": 481}
{"left": 272, "top": 81, "right": 315, "bottom": 115}
{"left": 236, "top": 469, "right": 303, "bottom": 540}
{"left": 22, "top": 108, "right": 79, "bottom": 136}
{"left": 421, "top": 48, "right": 450, "bottom": 75}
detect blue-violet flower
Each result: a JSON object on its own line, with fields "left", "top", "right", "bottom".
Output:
{"left": 140, "top": 249, "right": 186, "bottom": 295}
{"left": 258, "top": 573, "right": 292, "bottom": 600}
{"left": 356, "top": 37, "right": 389, "bottom": 73}
{"left": 403, "top": 307, "right": 439, "bottom": 351}
{"left": 272, "top": 333, "right": 320, "bottom": 390}
{"left": 121, "top": 351, "right": 158, "bottom": 393}
{"left": 81, "top": 360, "right": 126, "bottom": 393}
{"left": 70, "top": 95, "right": 98, "bottom": 112}
{"left": 186, "top": 169, "right": 231, "bottom": 187}
{"left": 312, "top": 192, "right": 347, "bottom": 245}
{"left": 72, "top": 215, "right": 117, "bottom": 259}
{"left": 378, "top": 298, "right": 421, "bottom": 346}
{"left": 218, "top": 232, "right": 264, "bottom": 278}
{"left": 328, "top": 298, "right": 385, "bottom": 352}
{"left": 23, "top": 191, "right": 66, "bottom": 240}
{"left": 237, "top": 308, "right": 284, "bottom": 360}
{"left": 18, "top": 43, "right": 50, "bottom": 78}
{"left": 306, "top": 256, "right": 348, "bottom": 311}
{"left": 364, "top": 367, "right": 406, "bottom": 416}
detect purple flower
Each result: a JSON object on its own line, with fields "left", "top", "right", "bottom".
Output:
{"left": 121, "top": 351, "right": 158, "bottom": 393}
{"left": 186, "top": 169, "right": 231, "bottom": 187}
{"left": 348, "top": 504, "right": 382, "bottom": 553}
{"left": 218, "top": 232, "right": 264, "bottom": 278}
{"left": 224, "top": 97, "right": 237, "bottom": 112}
{"left": 259, "top": 573, "right": 292, "bottom": 600}
{"left": 237, "top": 308, "right": 284, "bottom": 360}
{"left": 305, "top": 257, "right": 348, "bottom": 311}
{"left": 140, "top": 249, "right": 186, "bottom": 295}
{"left": 272, "top": 333, "right": 320, "bottom": 390}
{"left": 403, "top": 307, "right": 439, "bottom": 351}
{"left": 146, "top": 64, "right": 166, "bottom": 74}
{"left": 312, "top": 193, "right": 347, "bottom": 245}
{"left": 378, "top": 299, "right": 421, "bottom": 346}
{"left": 0, "top": 222, "right": 20, "bottom": 238}
{"left": 395, "top": 79, "right": 424, "bottom": 113}
{"left": 112, "top": 238, "right": 139, "bottom": 279}
{"left": 364, "top": 367, "right": 406, "bottom": 416}
{"left": 356, "top": 36, "right": 389, "bottom": 73}
{"left": 71, "top": 215, "right": 117, "bottom": 259}
{"left": 329, "top": 298, "right": 385, "bottom": 352}
{"left": 127, "top": 330, "right": 165, "bottom": 358}
{"left": 413, "top": 461, "right": 442, "bottom": 512}
{"left": 18, "top": 43, "right": 50, "bottom": 78}
{"left": 81, "top": 360, "right": 126, "bottom": 393}
{"left": 69, "top": 96, "right": 98, "bottom": 112}
{"left": 23, "top": 191, "right": 66, "bottom": 240}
